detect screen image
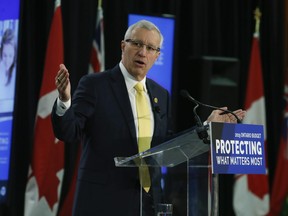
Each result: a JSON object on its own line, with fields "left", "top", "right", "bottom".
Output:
{"left": 0, "top": 0, "right": 20, "bottom": 203}
{"left": 128, "top": 14, "right": 175, "bottom": 94}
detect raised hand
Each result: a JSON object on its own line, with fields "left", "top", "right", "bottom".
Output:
{"left": 55, "top": 64, "right": 71, "bottom": 102}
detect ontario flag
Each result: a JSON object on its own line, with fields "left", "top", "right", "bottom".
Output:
{"left": 232, "top": 31, "right": 270, "bottom": 215}
{"left": 89, "top": 4, "right": 105, "bottom": 73}
{"left": 268, "top": 74, "right": 288, "bottom": 215}
{"left": 24, "top": 0, "right": 64, "bottom": 215}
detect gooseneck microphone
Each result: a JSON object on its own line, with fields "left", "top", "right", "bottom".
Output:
{"left": 180, "top": 89, "right": 242, "bottom": 124}
{"left": 180, "top": 90, "right": 204, "bottom": 127}
{"left": 180, "top": 90, "right": 210, "bottom": 144}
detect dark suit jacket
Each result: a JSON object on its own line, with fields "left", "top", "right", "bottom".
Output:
{"left": 51, "top": 65, "right": 172, "bottom": 216}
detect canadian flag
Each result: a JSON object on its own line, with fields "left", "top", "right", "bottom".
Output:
{"left": 232, "top": 31, "right": 270, "bottom": 215}
{"left": 24, "top": 0, "right": 64, "bottom": 215}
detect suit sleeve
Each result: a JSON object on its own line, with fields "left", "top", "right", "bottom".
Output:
{"left": 51, "top": 75, "right": 97, "bottom": 143}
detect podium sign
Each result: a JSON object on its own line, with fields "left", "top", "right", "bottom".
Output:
{"left": 209, "top": 122, "right": 266, "bottom": 174}
{"left": 115, "top": 128, "right": 215, "bottom": 216}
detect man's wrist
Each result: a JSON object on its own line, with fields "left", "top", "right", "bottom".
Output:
{"left": 58, "top": 95, "right": 70, "bottom": 102}
{"left": 56, "top": 97, "right": 71, "bottom": 116}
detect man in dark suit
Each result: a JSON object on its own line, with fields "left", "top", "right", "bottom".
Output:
{"left": 52, "top": 20, "right": 246, "bottom": 216}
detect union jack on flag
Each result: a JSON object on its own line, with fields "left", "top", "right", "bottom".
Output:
{"left": 89, "top": 5, "right": 105, "bottom": 73}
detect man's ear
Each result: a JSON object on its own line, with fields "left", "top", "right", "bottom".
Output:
{"left": 154, "top": 51, "right": 160, "bottom": 62}
{"left": 121, "top": 40, "right": 125, "bottom": 52}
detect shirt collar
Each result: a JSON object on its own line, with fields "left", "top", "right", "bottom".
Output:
{"left": 119, "top": 62, "right": 147, "bottom": 92}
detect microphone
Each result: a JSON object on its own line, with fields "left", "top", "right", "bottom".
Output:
{"left": 180, "top": 89, "right": 242, "bottom": 124}
{"left": 180, "top": 90, "right": 209, "bottom": 144}
{"left": 153, "top": 106, "right": 161, "bottom": 113}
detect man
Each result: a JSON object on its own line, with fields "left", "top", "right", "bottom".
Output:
{"left": 52, "top": 20, "right": 245, "bottom": 216}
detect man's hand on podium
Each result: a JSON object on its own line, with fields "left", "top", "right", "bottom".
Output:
{"left": 206, "top": 107, "right": 246, "bottom": 124}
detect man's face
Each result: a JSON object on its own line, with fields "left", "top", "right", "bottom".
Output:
{"left": 121, "top": 28, "right": 161, "bottom": 81}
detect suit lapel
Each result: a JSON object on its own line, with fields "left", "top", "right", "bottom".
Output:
{"left": 109, "top": 66, "right": 138, "bottom": 148}
{"left": 108, "top": 67, "right": 164, "bottom": 150}
{"left": 146, "top": 80, "right": 161, "bottom": 147}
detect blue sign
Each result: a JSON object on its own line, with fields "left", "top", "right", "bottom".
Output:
{"left": 210, "top": 122, "right": 266, "bottom": 174}
{"left": 0, "top": 117, "right": 13, "bottom": 180}
{"left": 0, "top": 0, "right": 20, "bottom": 203}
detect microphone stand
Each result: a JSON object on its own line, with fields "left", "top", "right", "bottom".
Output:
{"left": 192, "top": 103, "right": 210, "bottom": 144}
{"left": 180, "top": 89, "right": 242, "bottom": 124}
{"left": 181, "top": 90, "right": 224, "bottom": 215}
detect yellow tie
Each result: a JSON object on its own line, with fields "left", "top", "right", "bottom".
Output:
{"left": 134, "top": 82, "right": 152, "bottom": 192}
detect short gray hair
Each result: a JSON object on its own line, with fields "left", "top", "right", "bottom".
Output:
{"left": 124, "top": 20, "right": 164, "bottom": 48}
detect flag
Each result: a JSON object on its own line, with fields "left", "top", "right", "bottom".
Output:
{"left": 89, "top": 4, "right": 105, "bottom": 73}
{"left": 57, "top": 4, "right": 105, "bottom": 215}
{"left": 24, "top": 0, "right": 64, "bottom": 215}
{"left": 268, "top": 76, "right": 288, "bottom": 216}
{"left": 57, "top": 147, "right": 80, "bottom": 216}
{"left": 233, "top": 31, "right": 270, "bottom": 215}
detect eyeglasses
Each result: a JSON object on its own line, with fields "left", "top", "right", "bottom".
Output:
{"left": 125, "top": 39, "right": 160, "bottom": 54}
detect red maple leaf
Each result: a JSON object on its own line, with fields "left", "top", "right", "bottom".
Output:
{"left": 31, "top": 114, "right": 64, "bottom": 209}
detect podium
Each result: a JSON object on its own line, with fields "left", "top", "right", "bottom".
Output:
{"left": 114, "top": 128, "right": 219, "bottom": 216}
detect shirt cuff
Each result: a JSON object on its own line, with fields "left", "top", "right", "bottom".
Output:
{"left": 56, "top": 97, "right": 71, "bottom": 116}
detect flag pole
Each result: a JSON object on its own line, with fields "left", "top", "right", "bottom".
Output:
{"left": 98, "top": 0, "right": 102, "bottom": 8}
{"left": 254, "top": 7, "right": 261, "bottom": 37}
